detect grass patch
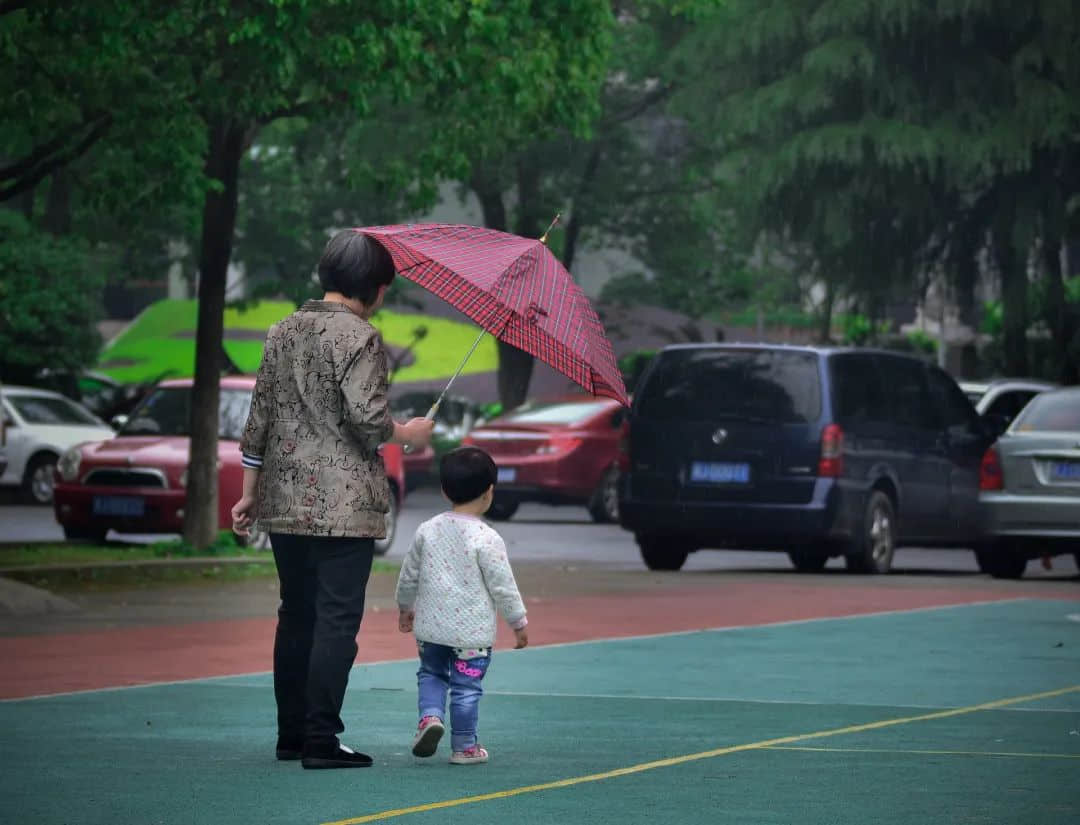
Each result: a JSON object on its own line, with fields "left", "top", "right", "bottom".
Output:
{"left": 96, "top": 299, "right": 498, "bottom": 384}
{"left": 0, "top": 535, "right": 399, "bottom": 593}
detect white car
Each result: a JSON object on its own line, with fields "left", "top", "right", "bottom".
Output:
{"left": 959, "top": 379, "right": 1057, "bottom": 430}
{"left": 0, "top": 385, "right": 116, "bottom": 504}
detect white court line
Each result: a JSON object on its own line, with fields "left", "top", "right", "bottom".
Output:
{"left": 0, "top": 597, "right": 1034, "bottom": 703}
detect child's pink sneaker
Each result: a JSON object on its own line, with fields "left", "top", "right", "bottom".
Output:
{"left": 411, "top": 716, "right": 444, "bottom": 757}
{"left": 449, "top": 744, "right": 489, "bottom": 765}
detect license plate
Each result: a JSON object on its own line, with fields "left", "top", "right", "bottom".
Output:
{"left": 690, "top": 461, "right": 751, "bottom": 484}
{"left": 1051, "top": 461, "right": 1080, "bottom": 481}
{"left": 496, "top": 467, "right": 517, "bottom": 483}
{"left": 92, "top": 495, "right": 145, "bottom": 517}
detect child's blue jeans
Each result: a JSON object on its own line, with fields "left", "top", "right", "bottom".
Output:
{"left": 416, "top": 641, "right": 491, "bottom": 751}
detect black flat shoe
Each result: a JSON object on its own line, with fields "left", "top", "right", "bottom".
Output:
{"left": 301, "top": 743, "right": 374, "bottom": 769}
{"left": 276, "top": 736, "right": 304, "bottom": 761}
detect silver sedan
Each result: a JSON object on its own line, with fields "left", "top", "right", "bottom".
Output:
{"left": 976, "top": 386, "right": 1080, "bottom": 579}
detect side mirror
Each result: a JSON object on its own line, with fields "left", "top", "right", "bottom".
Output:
{"left": 981, "top": 413, "right": 1009, "bottom": 439}
{"left": 110, "top": 414, "right": 129, "bottom": 431}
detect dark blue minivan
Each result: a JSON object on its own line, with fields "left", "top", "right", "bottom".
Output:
{"left": 619, "top": 344, "right": 995, "bottom": 572}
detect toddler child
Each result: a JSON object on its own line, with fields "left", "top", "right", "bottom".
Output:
{"left": 395, "top": 446, "right": 529, "bottom": 765}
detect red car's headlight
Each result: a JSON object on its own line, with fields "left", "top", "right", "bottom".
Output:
{"left": 57, "top": 447, "right": 83, "bottom": 482}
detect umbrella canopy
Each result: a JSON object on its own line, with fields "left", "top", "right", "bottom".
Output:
{"left": 359, "top": 224, "right": 628, "bottom": 406}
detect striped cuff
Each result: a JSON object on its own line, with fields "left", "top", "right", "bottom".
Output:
{"left": 510, "top": 615, "right": 528, "bottom": 631}
{"left": 241, "top": 453, "right": 264, "bottom": 470}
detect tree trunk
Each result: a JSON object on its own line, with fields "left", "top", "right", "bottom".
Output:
{"left": 184, "top": 119, "right": 247, "bottom": 549}
{"left": 818, "top": 278, "right": 835, "bottom": 344}
{"left": 993, "top": 202, "right": 1028, "bottom": 376}
{"left": 562, "top": 145, "right": 602, "bottom": 273}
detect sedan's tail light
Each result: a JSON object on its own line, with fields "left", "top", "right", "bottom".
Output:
{"left": 979, "top": 447, "right": 1004, "bottom": 490}
{"left": 818, "top": 424, "right": 845, "bottom": 477}
{"left": 536, "top": 436, "right": 583, "bottom": 455}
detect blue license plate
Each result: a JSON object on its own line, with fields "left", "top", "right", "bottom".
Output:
{"left": 1051, "top": 461, "right": 1080, "bottom": 481}
{"left": 496, "top": 467, "right": 517, "bottom": 483}
{"left": 690, "top": 461, "right": 751, "bottom": 484}
{"left": 92, "top": 496, "right": 145, "bottom": 517}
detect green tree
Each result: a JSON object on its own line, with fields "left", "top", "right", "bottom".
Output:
{"left": 697, "top": 0, "right": 1080, "bottom": 371}
{"left": 0, "top": 211, "right": 105, "bottom": 382}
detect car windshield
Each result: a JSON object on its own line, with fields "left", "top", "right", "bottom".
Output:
{"left": 636, "top": 348, "right": 822, "bottom": 423}
{"left": 121, "top": 387, "right": 253, "bottom": 440}
{"left": 503, "top": 400, "right": 613, "bottom": 425}
{"left": 1012, "top": 391, "right": 1080, "bottom": 433}
{"left": 9, "top": 395, "right": 103, "bottom": 426}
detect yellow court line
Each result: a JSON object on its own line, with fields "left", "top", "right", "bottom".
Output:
{"left": 322, "top": 684, "right": 1080, "bottom": 825}
{"left": 766, "top": 746, "right": 1080, "bottom": 760}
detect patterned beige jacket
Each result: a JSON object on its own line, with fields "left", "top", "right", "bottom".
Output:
{"left": 240, "top": 300, "right": 395, "bottom": 537}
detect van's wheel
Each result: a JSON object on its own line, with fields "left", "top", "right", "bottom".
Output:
{"left": 637, "top": 534, "right": 689, "bottom": 571}
{"left": 788, "top": 549, "right": 829, "bottom": 573}
{"left": 845, "top": 491, "right": 896, "bottom": 574}
{"left": 374, "top": 492, "right": 399, "bottom": 556}
{"left": 974, "top": 546, "right": 1027, "bottom": 579}
{"left": 587, "top": 467, "right": 620, "bottom": 523}
{"left": 486, "top": 496, "right": 519, "bottom": 522}
{"left": 23, "top": 452, "right": 59, "bottom": 505}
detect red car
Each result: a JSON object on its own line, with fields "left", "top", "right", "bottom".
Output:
{"left": 52, "top": 377, "right": 406, "bottom": 554}
{"left": 461, "top": 396, "right": 628, "bottom": 522}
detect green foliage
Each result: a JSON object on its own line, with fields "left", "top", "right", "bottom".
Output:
{"left": 618, "top": 349, "right": 657, "bottom": 394}
{"left": 0, "top": 211, "right": 105, "bottom": 383}
{"left": 839, "top": 313, "right": 890, "bottom": 346}
{"left": 905, "top": 329, "right": 938, "bottom": 356}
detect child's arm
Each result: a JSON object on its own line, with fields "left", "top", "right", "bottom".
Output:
{"left": 477, "top": 533, "right": 528, "bottom": 643}
{"left": 394, "top": 529, "right": 423, "bottom": 631}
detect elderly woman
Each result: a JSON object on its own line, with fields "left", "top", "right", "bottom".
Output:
{"left": 232, "top": 230, "right": 434, "bottom": 769}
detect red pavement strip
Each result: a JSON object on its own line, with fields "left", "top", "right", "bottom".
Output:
{"left": 0, "top": 583, "right": 1045, "bottom": 700}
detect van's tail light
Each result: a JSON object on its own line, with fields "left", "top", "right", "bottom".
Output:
{"left": 818, "top": 424, "right": 844, "bottom": 477}
{"left": 979, "top": 447, "right": 1004, "bottom": 490}
{"left": 536, "top": 436, "right": 582, "bottom": 455}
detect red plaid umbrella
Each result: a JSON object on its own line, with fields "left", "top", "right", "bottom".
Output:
{"left": 358, "top": 223, "right": 628, "bottom": 407}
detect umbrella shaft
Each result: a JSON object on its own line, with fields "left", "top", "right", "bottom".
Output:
{"left": 427, "top": 327, "right": 486, "bottom": 420}
{"left": 403, "top": 328, "right": 486, "bottom": 455}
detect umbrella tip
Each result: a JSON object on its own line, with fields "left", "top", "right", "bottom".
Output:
{"left": 539, "top": 213, "right": 562, "bottom": 245}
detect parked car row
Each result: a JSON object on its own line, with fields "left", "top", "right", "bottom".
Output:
{"left": 6, "top": 351, "right": 1073, "bottom": 581}
{"left": 617, "top": 344, "right": 1077, "bottom": 579}
{"left": 1, "top": 385, "right": 116, "bottom": 504}
{"left": 48, "top": 377, "right": 406, "bottom": 555}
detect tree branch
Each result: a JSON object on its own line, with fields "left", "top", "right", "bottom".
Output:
{"left": 0, "top": 113, "right": 112, "bottom": 202}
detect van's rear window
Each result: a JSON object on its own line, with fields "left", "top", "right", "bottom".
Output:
{"left": 636, "top": 348, "right": 822, "bottom": 423}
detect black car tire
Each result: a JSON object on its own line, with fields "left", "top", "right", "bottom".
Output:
{"left": 22, "top": 452, "right": 58, "bottom": 505}
{"left": 845, "top": 490, "right": 896, "bottom": 574}
{"left": 486, "top": 496, "right": 519, "bottom": 522}
{"left": 63, "top": 525, "right": 108, "bottom": 543}
{"left": 587, "top": 467, "right": 620, "bottom": 524}
{"left": 637, "top": 534, "right": 689, "bottom": 571}
{"left": 788, "top": 549, "right": 829, "bottom": 573}
{"left": 974, "top": 546, "right": 1027, "bottom": 580}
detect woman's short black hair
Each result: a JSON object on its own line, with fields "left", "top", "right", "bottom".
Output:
{"left": 317, "top": 230, "right": 396, "bottom": 305}
{"left": 440, "top": 446, "right": 498, "bottom": 504}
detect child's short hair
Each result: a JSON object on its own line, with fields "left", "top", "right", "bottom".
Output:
{"left": 440, "top": 446, "right": 497, "bottom": 504}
